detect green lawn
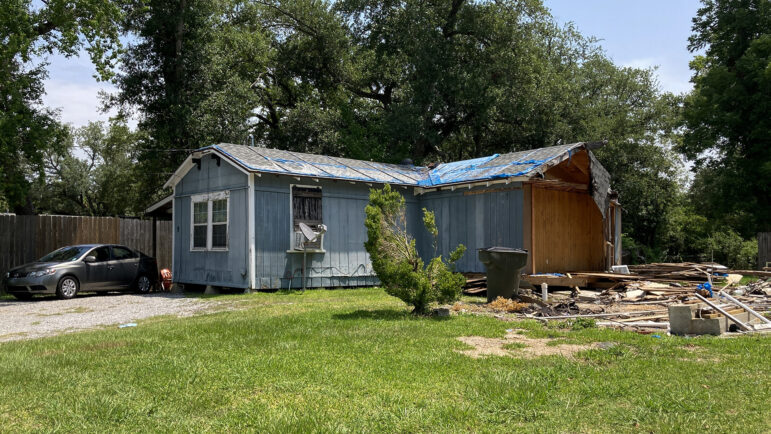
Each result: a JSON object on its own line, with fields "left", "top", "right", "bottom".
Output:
{"left": 1, "top": 289, "right": 769, "bottom": 432}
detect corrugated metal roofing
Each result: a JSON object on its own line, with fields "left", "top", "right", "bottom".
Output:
{"left": 207, "top": 142, "right": 584, "bottom": 187}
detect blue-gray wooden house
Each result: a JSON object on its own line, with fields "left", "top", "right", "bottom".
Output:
{"left": 162, "top": 142, "right": 621, "bottom": 290}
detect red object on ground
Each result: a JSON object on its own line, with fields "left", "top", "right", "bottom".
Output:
{"left": 160, "top": 269, "right": 172, "bottom": 291}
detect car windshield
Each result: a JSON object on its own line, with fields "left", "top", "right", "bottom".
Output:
{"left": 38, "top": 246, "right": 90, "bottom": 263}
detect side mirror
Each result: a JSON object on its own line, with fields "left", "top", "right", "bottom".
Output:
{"left": 83, "top": 255, "right": 96, "bottom": 263}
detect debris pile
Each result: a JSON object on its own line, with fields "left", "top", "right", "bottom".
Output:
{"left": 486, "top": 296, "right": 529, "bottom": 313}
{"left": 460, "top": 262, "right": 771, "bottom": 334}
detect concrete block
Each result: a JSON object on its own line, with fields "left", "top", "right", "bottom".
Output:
{"left": 433, "top": 307, "right": 451, "bottom": 317}
{"left": 204, "top": 285, "right": 220, "bottom": 295}
{"left": 669, "top": 305, "right": 720, "bottom": 336}
{"left": 669, "top": 303, "right": 761, "bottom": 335}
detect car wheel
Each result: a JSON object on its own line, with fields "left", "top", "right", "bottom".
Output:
{"left": 56, "top": 276, "right": 79, "bottom": 300}
{"left": 136, "top": 275, "right": 152, "bottom": 294}
{"left": 12, "top": 293, "right": 33, "bottom": 301}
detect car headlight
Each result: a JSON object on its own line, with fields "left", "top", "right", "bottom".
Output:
{"left": 30, "top": 269, "right": 56, "bottom": 278}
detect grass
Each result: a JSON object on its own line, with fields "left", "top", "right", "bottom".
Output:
{"left": 1, "top": 288, "right": 769, "bottom": 432}
{"left": 738, "top": 275, "right": 761, "bottom": 285}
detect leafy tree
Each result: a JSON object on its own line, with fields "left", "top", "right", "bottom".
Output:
{"left": 33, "top": 122, "right": 142, "bottom": 216}
{"left": 0, "top": 57, "right": 67, "bottom": 213}
{"left": 111, "top": 0, "right": 226, "bottom": 206}
{"left": 116, "top": 0, "right": 684, "bottom": 253}
{"left": 0, "top": 0, "right": 123, "bottom": 212}
{"left": 681, "top": 0, "right": 771, "bottom": 234}
{"left": 364, "top": 185, "right": 466, "bottom": 315}
{"left": 247, "top": 0, "right": 682, "bottom": 247}
{"left": 561, "top": 57, "right": 685, "bottom": 247}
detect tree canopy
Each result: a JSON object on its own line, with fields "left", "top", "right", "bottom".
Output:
{"left": 0, "top": 0, "right": 123, "bottom": 212}
{"left": 681, "top": 0, "right": 771, "bottom": 234}
{"left": 2, "top": 0, "right": 766, "bottom": 267}
{"left": 110, "top": 0, "right": 682, "bottom": 249}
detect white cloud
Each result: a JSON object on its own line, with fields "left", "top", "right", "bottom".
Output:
{"left": 622, "top": 57, "right": 659, "bottom": 70}
{"left": 41, "top": 79, "right": 115, "bottom": 127}
{"left": 621, "top": 57, "right": 693, "bottom": 94}
{"left": 39, "top": 51, "right": 137, "bottom": 128}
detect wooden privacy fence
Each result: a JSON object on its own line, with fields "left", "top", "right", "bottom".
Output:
{"left": 0, "top": 215, "right": 172, "bottom": 277}
{"left": 760, "top": 232, "right": 771, "bottom": 270}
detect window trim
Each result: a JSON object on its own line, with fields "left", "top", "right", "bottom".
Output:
{"left": 190, "top": 191, "right": 230, "bottom": 252}
{"left": 289, "top": 184, "right": 325, "bottom": 252}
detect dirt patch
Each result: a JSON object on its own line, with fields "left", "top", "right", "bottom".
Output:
{"left": 457, "top": 329, "right": 602, "bottom": 359}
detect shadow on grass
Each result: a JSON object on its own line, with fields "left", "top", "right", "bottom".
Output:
{"left": 333, "top": 308, "right": 452, "bottom": 321}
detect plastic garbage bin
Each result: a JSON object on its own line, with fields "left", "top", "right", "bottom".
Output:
{"left": 478, "top": 247, "right": 529, "bottom": 302}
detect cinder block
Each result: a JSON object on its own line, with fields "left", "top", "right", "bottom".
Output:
{"left": 669, "top": 303, "right": 761, "bottom": 335}
{"left": 669, "top": 304, "right": 724, "bottom": 335}
{"left": 204, "top": 285, "right": 220, "bottom": 295}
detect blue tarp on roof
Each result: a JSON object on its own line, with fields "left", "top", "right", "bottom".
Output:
{"left": 203, "top": 142, "right": 583, "bottom": 187}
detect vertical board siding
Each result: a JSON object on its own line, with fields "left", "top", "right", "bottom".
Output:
{"left": 417, "top": 184, "right": 524, "bottom": 273}
{"left": 532, "top": 187, "right": 605, "bottom": 272}
{"left": 0, "top": 215, "right": 173, "bottom": 281}
{"left": 173, "top": 155, "right": 250, "bottom": 288}
{"left": 248, "top": 176, "right": 403, "bottom": 289}
{"left": 248, "top": 179, "right": 523, "bottom": 288}
{"left": 759, "top": 232, "right": 770, "bottom": 270}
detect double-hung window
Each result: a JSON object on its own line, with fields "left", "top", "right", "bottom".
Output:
{"left": 191, "top": 191, "right": 229, "bottom": 251}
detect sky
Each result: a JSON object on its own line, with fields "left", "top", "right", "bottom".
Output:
{"left": 40, "top": 0, "right": 704, "bottom": 129}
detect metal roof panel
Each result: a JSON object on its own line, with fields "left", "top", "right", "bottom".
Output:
{"left": 204, "top": 142, "right": 587, "bottom": 187}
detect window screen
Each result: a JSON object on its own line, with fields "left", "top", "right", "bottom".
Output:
{"left": 292, "top": 186, "right": 322, "bottom": 226}
{"left": 291, "top": 186, "right": 323, "bottom": 250}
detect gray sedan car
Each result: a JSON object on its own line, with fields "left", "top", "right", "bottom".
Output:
{"left": 3, "top": 244, "right": 159, "bottom": 300}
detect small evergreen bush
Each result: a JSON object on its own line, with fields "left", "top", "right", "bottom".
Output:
{"left": 364, "top": 184, "right": 466, "bottom": 315}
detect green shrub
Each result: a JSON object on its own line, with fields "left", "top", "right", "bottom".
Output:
{"left": 364, "top": 184, "right": 466, "bottom": 315}
{"left": 695, "top": 229, "right": 757, "bottom": 269}
{"left": 570, "top": 318, "right": 597, "bottom": 330}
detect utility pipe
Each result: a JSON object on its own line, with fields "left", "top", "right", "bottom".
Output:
{"left": 718, "top": 291, "right": 771, "bottom": 325}
{"left": 693, "top": 293, "right": 751, "bottom": 331}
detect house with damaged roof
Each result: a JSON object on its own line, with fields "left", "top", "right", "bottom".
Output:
{"left": 158, "top": 142, "right": 621, "bottom": 290}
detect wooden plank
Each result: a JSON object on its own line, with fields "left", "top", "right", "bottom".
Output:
{"left": 758, "top": 232, "right": 770, "bottom": 271}
{"left": 522, "top": 275, "right": 588, "bottom": 287}
{"left": 0, "top": 215, "right": 11, "bottom": 274}
{"left": 11, "top": 214, "right": 20, "bottom": 267}
{"left": 22, "top": 215, "right": 36, "bottom": 263}
{"left": 531, "top": 186, "right": 605, "bottom": 272}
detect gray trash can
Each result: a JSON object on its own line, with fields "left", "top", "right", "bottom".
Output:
{"left": 478, "top": 247, "right": 529, "bottom": 302}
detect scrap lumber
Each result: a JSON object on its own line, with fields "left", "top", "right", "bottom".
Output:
{"left": 718, "top": 291, "right": 771, "bottom": 325}
{"left": 616, "top": 313, "right": 668, "bottom": 322}
{"left": 572, "top": 272, "right": 643, "bottom": 280}
{"left": 693, "top": 293, "right": 751, "bottom": 331}
{"left": 727, "top": 270, "right": 771, "bottom": 278}
{"left": 628, "top": 262, "right": 723, "bottom": 280}
{"left": 531, "top": 310, "right": 667, "bottom": 320}
{"left": 596, "top": 321, "right": 669, "bottom": 329}
{"left": 522, "top": 275, "right": 588, "bottom": 288}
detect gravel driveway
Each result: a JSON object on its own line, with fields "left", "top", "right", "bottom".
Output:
{"left": 0, "top": 293, "right": 216, "bottom": 342}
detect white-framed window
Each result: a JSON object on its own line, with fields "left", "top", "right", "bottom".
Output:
{"left": 190, "top": 191, "right": 229, "bottom": 251}
{"left": 289, "top": 184, "right": 324, "bottom": 251}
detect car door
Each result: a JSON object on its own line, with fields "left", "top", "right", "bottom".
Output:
{"left": 110, "top": 246, "right": 139, "bottom": 289}
{"left": 83, "top": 246, "right": 112, "bottom": 290}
